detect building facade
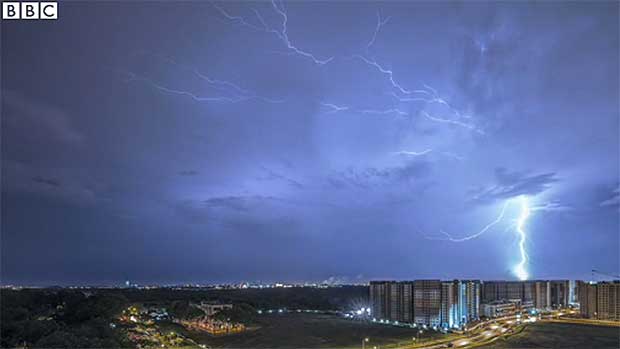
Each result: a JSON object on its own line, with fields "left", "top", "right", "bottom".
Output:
{"left": 481, "top": 301, "right": 516, "bottom": 318}
{"left": 577, "top": 281, "right": 620, "bottom": 321}
{"left": 371, "top": 279, "right": 579, "bottom": 327}
{"left": 481, "top": 280, "right": 570, "bottom": 311}
{"left": 370, "top": 279, "right": 479, "bottom": 328}
{"left": 549, "top": 280, "right": 570, "bottom": 308}
{"left": 534, "top": 281, "right": 551, "bottom": 309}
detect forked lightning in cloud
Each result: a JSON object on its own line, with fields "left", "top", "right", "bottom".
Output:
{"left": 427, "top": 200, "right": 510, "bottom": 242}
{"left": 389, "top": 85, "right": 483, "bottom": 134}
{"left": 122, "top": 71, "right": 281, "bottom": 104}
{"left": 422, "top": 111, "right": 484, "bottom": 134}
{"left": 427, "top": 195, "right": 533, "bottom": 280}
{"left": 320, "top": 102, "right": 350, "bottom": 113}
{"left": 214, "top": 1, "right": 333, "bottom": 65}
{"left": 367, "top": 12, "right": 391, "bottom": 54}
{"left": 134, "top": 52, "right": 283, "bottom": 104}
{"left": 122, "top": 72, "right": 247, "bottom": 103}
{"left": 354, "top": 55, "right": 415, "bottom": 95}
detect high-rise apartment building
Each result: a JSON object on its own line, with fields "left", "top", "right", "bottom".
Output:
{"left": 577, "top": 280, "right": 620, "bottom": 321}
{"left": 370, "top": 279, "right": 479, "bottom": 328}
{"left": 369, "top": 281, "right": 388, "bottom": 320}
{"left": 460, "top": 280, "right": 481, "bottom": 322}
{"left": 413, "top": 280, "right": 442, "bottom": 326}
{"left": 369, "top": 281, "right": 413, "bottom": 323}
{"left": 484, "top": 281, "right": 529, "bottom": 301}
{"left": 549, "top": 280, "right": 570, "bottom": 307}
{"left": 534, "top": 281, "right": 550, "bottom": 309}
{"left": 440, "top": 281, "right": 458, "bottom": 328}
{"left": 371, "top": 279, "right": 579, "bottom": 327}
{"left": 481, "top": 280, "right": 569, "bottom": 309}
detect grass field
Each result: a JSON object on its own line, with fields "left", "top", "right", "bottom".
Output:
{"left": 479, "top": 322, "right": 620, "bottom": 349}
{"left": 165, "top": 313, "right": 443, "bottom": 348}
{"left": 161, "top": 315, "right": 620, "bottom": 349}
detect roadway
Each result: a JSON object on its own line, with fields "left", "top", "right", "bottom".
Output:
{"left": 397, "top": 313, "right": 547, "bottom": 349}
{"left": 396, "top": 308, "right": 619, "bottom": 349}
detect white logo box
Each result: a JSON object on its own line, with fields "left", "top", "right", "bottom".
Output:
{"left": 2, "top": 2, "right": 58, "bottom": 19}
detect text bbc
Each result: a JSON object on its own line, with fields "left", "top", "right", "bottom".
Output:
{"left": 2, "top": 2, "right": 57, "bottom": 19}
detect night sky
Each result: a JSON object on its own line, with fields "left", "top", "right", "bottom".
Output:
{"left": 2, "top": 1, "right": 618, "bottom": 286}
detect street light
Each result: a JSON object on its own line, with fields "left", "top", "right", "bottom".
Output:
{"left": 362, "top": 337, "right": 369, "bottom": 349}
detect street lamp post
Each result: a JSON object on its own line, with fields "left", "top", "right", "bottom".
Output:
{"left": 362, "top": 337, "right": 369, "bottom": 349}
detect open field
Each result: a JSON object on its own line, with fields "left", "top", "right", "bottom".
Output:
{"left": 166, "top": 313, "right": 442, "bottom": 348}
{"left": 478, "top": 322, "right": 620, "bottom": 349}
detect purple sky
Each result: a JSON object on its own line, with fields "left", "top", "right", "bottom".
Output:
{"left": 2, "top": 1, "right": 618, "bottom": 285}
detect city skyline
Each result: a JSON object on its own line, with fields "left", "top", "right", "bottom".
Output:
{"left": 2, "top": 1, "right": 619, "bottom": 285}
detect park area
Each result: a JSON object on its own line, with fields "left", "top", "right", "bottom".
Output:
{"left": 164, "top": 315, "right": 620, "bottom": 349}
{"left": 165, "top": 312, "right": 440, "bottom": 348}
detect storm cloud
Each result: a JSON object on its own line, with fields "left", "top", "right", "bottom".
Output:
{"left": 1, "top": 1, "right": 618, "bottom": 285}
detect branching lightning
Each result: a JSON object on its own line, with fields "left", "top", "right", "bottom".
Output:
{"left": 422, "top": 111, "right": 484, "bottom": 135}
{"left": 367, "top": 12, "right": 391, "bottom": 54}
{"left": 122, "top": 72, "right": 247, "bottom": 103}
{"left": 426, "top": 195, "right": 533, "bottom": 280}
{"left": 137, "top": 52, "right": 283, "bottom": 103}
{"left": 355, "top": 54, "right": 482, "bottom": 134}
{"left": 427, "top": 200, "right": 510, "bottom": 242}
{"left": 211, "top": 3, "right": 264, "bottom": 31}
{"left": 214, "top": 1, "right": 333, "bottom": 65}
{"left": 320, "top": 102, "right": 349, "bottom": 113}
{"left": 122, "top": 71, "right": 282, "bottom": 104}
{"left": 353, "top": 55, "right": 415, "bottom": 95}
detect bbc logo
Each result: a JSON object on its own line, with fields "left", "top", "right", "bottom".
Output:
{"left": 2, "top": 2, "right": 58, "bottom": 19}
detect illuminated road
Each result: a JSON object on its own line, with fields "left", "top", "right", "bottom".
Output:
{"left": 395, "top": 314, "right": 538, "bottom": 349}
{"left": 394, "top": 308, "right": 620, "bottom": 349}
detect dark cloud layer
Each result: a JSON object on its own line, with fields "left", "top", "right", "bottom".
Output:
{"left": 1, "top": 1, "right": 618, "bottom": 285}
{"left": 470, "top": 168, "right": 559, "bottom": 203}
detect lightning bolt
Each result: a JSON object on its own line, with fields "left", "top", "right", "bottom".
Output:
{"left": 353, "top": 55, "right": 415, "bottom": 95}
{"left": 320, "top": 102, "right": 349, "bottom": 113}
{"left": 427, "top": 200, "right": 510, "bottom": 242}
{"left": 138, "top": 52, "right": 284, "bottom": 104}
{"left": 211, "top": 3, "right": 264, "bottom": 31}
{"left": 422, "top": 111, "right": 484, "bottom": 135}
{"left": 366, "top": 12, "right": 391, "bottom": 54}
{"left": 426, "top": 195, "right": 533, "bottom": 281}
{"left": 393, "top": 149, "right": 433, "bottom": 157}
{"left": 514, "top": 195, "right": 530, "bottom": 281}
{"left": 360, "top": 108, "right": 408, "bottom": 116}
{"left": 214, "top": 1, "right": 333, "bottom": 65}
{"left": 122, "top": 72, "right": 248, "bottom": 103}
{"left": 388, "top": 85, "right": 483, "bottom": 134}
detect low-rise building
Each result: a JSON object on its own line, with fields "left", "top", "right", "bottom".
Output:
{"left": 195, "top": 301, "right": 233, "bottom": 316}
{"left": 482, "top": 301, "right": 516, "bottom": 318}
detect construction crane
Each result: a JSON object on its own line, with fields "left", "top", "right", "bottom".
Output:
{"left": 591, "top": 269, "right": 620, "bottom": 280}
